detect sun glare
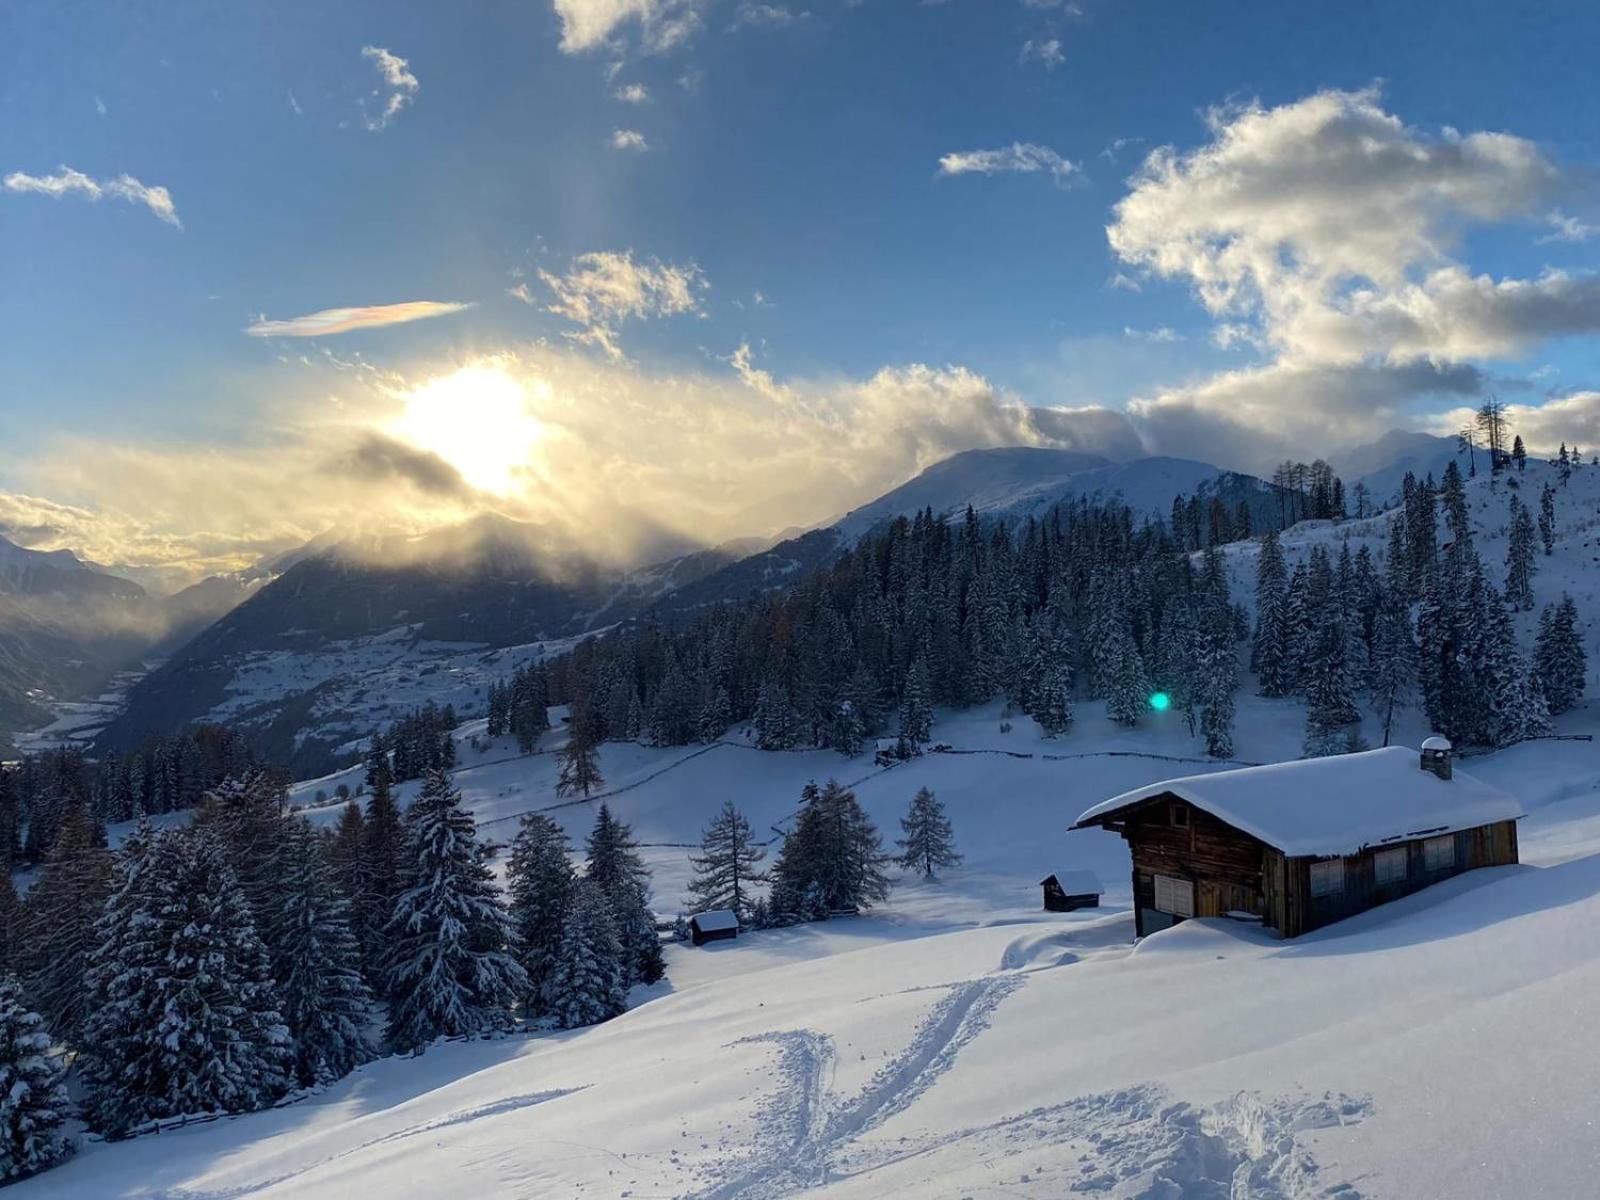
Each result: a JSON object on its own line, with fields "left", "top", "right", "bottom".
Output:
{"left": 388, "top": 364, "right": 544, "bottom": 497}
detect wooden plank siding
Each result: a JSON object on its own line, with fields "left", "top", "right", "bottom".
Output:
{"left": 1100, "top": 792, "right": 1520, "bottom": 939}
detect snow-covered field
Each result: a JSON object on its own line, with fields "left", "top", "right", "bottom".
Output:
{"left": 17, "top": 681, "right": 1600, "bottom": 1199}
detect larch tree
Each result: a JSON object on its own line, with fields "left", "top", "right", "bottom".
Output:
{"left": 897, "top": 788, "right": 961, "bottom": 880}
{"left": 556, "top": 705, "right": 605, "bottom": 799}
{"left": 686, "top": 801, "right": 767, "bottom": 922}
{"left": 382, "top": 770, "right": 526, "bottom": 1051}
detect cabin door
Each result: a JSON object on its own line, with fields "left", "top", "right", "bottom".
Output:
{"left": 1198, "top": 881, "right": 1264, "bottom": 919}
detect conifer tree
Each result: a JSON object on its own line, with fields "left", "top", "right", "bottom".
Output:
{"left": 81, "top": 827, "right": 292, "bottom": 1137}
{"left": 770, "top": 780, "right": 890, "bottom": 917}
{"left": 0, "top": 876, "right": 19, "bottom": 978}
{"left": 753, "top": 676, "right": 798, "bottom": 750}
{"left": 1196, "top": 594, "right": 1238, "bottom": 758}
{"left": 1505, "top": 494, "right": 1537, "bottom": 610}
{"left": 686, "top": 801, "right": 767, "bottom": 921}
{"left": 897, "top": 788, "right": 961, "bottom": 879}
{"left": 1370, "top": 595, "right": 1418, "bottom": 747}
{"left": 556, "top": 705, "right": 605, "bottom": 798}
{"left": 1533, "top": 595, "right": 1587, "bottom": 715}
{"left": 584, "top": 805, "right": 663, "bottom": 986}
{"left": 1102, "top": 616, "right": 1152, "bottom": 727}
{"left": 0, "top": 975, "right": 71, "bottom": 1180}
{"left": 504, "top": 813, "right": 575, "bottom": 1011}
{"left": 273, "top": 820, "right": 374, "bottom": 1086}
{"left": 1538, "top": 482, "right": 1557, "bottom": 555}
{"left": 1302, "top": 618, "right": 1362, "bottom": 757}
{"left": 898, "top": 655, "right": 933, "bottom": 746}
{"left": 18, "top": 801, "right": 109, "bottom": 1046}
{"left": 540, "top": 880, "right": 627, "bottom": 1030}
{"left": 382, "top": 771, "right": 526, "bottom": 1051}
{"left": 359, "top": 757, "right": 406, "bottom": 987}
{"left": 328, "top": 801, "right": 367, "bottom": 913}
{"left": 1252, "top": 530, "right": 1292, "bottom": 696}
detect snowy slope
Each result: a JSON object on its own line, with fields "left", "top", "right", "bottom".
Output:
{"left": 19, "top": 691, "right": 1600, "bottom": 1199}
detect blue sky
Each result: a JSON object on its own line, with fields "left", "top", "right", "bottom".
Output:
{"left": 3, "top": 0, "right": 1599, "bottom": 578}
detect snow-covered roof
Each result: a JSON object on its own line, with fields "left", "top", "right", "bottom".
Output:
{"left": 1422, "top": 735, "right": 1453, "bottom": 752}
{"left": 690, "top": 909, "right": 739, "bottom": 932}
{"left": 1071, "top": 746, "right": 1523, "bottom": 858}
{"left": 1042, "top": 869, "right": 1102, "bottom": 895}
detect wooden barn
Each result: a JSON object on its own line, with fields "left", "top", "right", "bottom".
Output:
{"left": 1040, "top": 869, "right": 1103, "bottom": 912}
{"left": 1070, "top": 740, "right": 1523, "bottom": 939}
{"left": 688, "top": 910, "right": 739, "bottom": 946}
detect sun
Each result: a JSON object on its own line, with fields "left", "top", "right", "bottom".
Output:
{"left": 387, "top": 364, "right": 545, "bottom": 497}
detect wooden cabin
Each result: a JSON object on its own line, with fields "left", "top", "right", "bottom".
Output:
{"left": 688, "top": 910, "right": 739, "bottom": 946}
{"left": 1070, "top": 740, "right": 1523, "bottom": 939}
{"left": 1041, "top": 869, "right": 1103, "bottom": 912}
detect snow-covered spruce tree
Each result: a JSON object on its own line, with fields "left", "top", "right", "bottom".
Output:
{"left": 771, "top": 780, "right": 890, "bottom": 917}
{"left": 1302, "top": 616, "right": 1362, "bottom": 757}
{"left": 898, "top": 654, "right": 933, "bottom": 747}
{"left": 0, "top": 874, "right": 20, "bottom": 977}
{"left": 584, "top": 804, "right": 663, "bottom": 986}
{"left": 1021, "top": 617, "right": 1074, "bottom": 737}
{"left": 18, "top": 800, "right": 109, "bottom": 1047}
{"left": 1505, "top": 494, "right": 1537, "bottom": 611}
{"left": 1370, "top": 594, "right": 1418, "bottom": 747}
{"left": 556, "top": 704, "right": 605, "bottom": 798}
{"left": 1533, "top": 595, "right": 1587, "bottom": 715}
{"left": 504, "top": 813, "right": 575, "bottom": 1012}
{"left": 686, "top": 801, "right": 767, "bottom": 922}
{"left": 1538, "top": 482, "right": 1557, "bottom": 555}
{"left": 897, "top": 788, "right": 961, "bottom": 880}
{"left": 1251, "top": 529, "right": 1292, "bottom": 697}
{"left": 359, "top": 751, "right": 407, "bottom": 991}
{"left": 540, "top": 879, "right": 627, "bottom": 1030}
{"left": 1196, "top": 593, "right": 1238, "bottom": 759}
{"left": 81, "top": 827, "right": 292, "bottom": 1138}
{"left": 1440, "top": 460, "right": 1472, "bottom": 549}
{"left": 0, "top": 975, "right": 71, "bottom": 1181}
{"left": 328, "top": 801, "right": 368, "bottom": 914}
{"left": 753, "top": 676, "right": 797, "bottom": 750}
{"left": 382, "top": 770, "right": 526, "bottom": 1052}
{"left": 1474, "top": 598, "right": 1551, "bottom": 747}
{"left": 195, "top": 769, "right": 293, "bottom": 945}
{"left": 273, "top": 819, "right": 374, "bottom": 1086}
{"left": 1102, "top": 616, "right": 1152, "bottom": 727}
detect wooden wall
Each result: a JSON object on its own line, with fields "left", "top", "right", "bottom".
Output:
{"left": 1120, "top": 793, "right": 1268, "bottom": 935}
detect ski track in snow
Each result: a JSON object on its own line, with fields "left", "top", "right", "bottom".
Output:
{"left": 689, "top": 970, "right": 1370, "bottom": 1199}
{"left": 153, "top": 1087, "right": 587, "bottom": 1199}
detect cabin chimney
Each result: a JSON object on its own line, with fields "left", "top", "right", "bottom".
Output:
{"left": 1420, "top": 735, "right": 1453, "bottom": 781}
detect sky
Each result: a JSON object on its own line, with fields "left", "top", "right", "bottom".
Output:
{"left": 3, "top": 0, "right": 1600, "bottom": 585}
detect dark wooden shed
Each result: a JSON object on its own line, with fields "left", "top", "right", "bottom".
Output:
{"left": 1071, "top": 742, "right": 1523, "bottom": 939}
{"left": 688, "top": 910, "right": 739, "bottom": 946}
{"left": 1041, "top": 869, "right": 1103, "bottom": 912}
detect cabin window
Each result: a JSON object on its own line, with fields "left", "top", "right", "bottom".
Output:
{"left": 1423, "top": 835, "right": 1456, "bottom": 871}
{"left": 1153, "top": 873, "right": 1194, "bottom": 917}
{"left": 1374, "top": 847, "right": 1408, "bottom": 886}
{"left": 1170, "top": 802, "right": 1190, "bottom": 828}
{"left": 1309, "top": 859, "right": 1345, "bottom": 898}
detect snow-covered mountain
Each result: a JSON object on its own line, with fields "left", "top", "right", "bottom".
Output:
{"left": 1343, "top": 429, "right": 1473, "bottom": 509}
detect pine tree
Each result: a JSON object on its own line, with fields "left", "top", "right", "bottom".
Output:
{"left": 686, "top": 801, "right": 767, "bottom": 921}
{"left": 1302, "top": 617, "right": 1362, "bottom": 757}
{"left": 273, "top": 820, "right": 374, "bottom": 1086}
{"left": 898, "top": 655, "right": 933, "bottom": 746}
{"left": 1102, "top": 615, "right": 1151, "bottom": 727}
{"left": 81, "top": 828, "right": 292, "bottom": 1137}
{"left": 584, "top": 805, "right": 663, "bottom": 986}
{"left": 540, "top": 880, "right": 627, "bottom": 1030}
{"left": 382, "top": 770, "right": 526, "bottom": 1051}
{"left": 1252, "top": 530, "right": 1292, "bottom": 696}
{"left": 896, "top": 788, "right": 961, "bottom": 879}
{"left": 770, "top": 780, "right": 890, "bottom": 917}
{"left": 359, "top": 760, "right": 407, "bottom": 989}
{"left": 1512, "top": 434, "right": 1527, "bottom": 472}
{"left": 1505, "top": 494, "right": 1537, "bottom": 610}
{"left": 18, "top": 801, "right": 109, "bottom": 1046}
{"left": 1196, "top": 594, "right": 1238, "bottom": 758}
{"left": 1538, "top": 482, "right": 1557, "bottom": 555}
{"left": 1533, "top": 595, "right": 1587, "bottom": 716}
{"left": 328, "top": 801, "right": 367, "bottom": 914}
{"left": 504, "top": 813, "right": 575, "bottom": 1012}
{"left": 1370, "top": 595, "right": 1418, "bottom": 747}
{"left": 556, "top": 705, "right": 605, "bottom": 798}
{"left": 754, "top": 677, "right": 797, "bottom": 750}
{"left": 0, "top": 876, "right": 19, "bottom": 978}
{"left": 0, "top": 976, "right": 70, "bottom": 1181}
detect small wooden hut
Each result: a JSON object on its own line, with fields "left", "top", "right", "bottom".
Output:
{"left": 1070, "top": 741, "right": 1522, "bottom": 939}
{"left": 1040, "top": 869, "right": 1103, "bottom": 912}
{"left": 688, "top": 910, "right": 739, "bottom": 946}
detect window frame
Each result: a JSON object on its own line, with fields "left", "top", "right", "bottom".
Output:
{"left": 1423, "top": 835, "right": 1456, "bottom": 872}
{"left": 1374, "top": 846, "right": 1409, "bottom": 887}
{"left": 1309, "top": 858, "right": 1345, "bottom": 898}
{"left": 1170, "top": 802, "right": 1190, "bottom": 829}
{"left": 1152, "top": 873, "right": 1195, "bottom": 917}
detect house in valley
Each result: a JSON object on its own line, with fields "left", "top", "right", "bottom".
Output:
{"left": 1070, "top": 740, "right": 1523, "bottom": 938}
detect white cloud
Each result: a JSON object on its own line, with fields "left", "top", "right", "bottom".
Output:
{"left": 730, "top": 3, "right": 803, "bottom": 31}
{"left": 937, "top": 142, "right": 1079, "bottom": 186}
{"left": 610, "top": 127, "right": 651, "bottom": 151}
{"left": 1538, "top": 209, "right": 1596, "bottom": 244}
{"left": 1123, "top": 326, "right": 1183, "bottom": 343}
{"left": 4, "top": 165, "right": 181, "bottom": 228}
{"left": 1020, "top": 37, "right": 1064, "bottom": 69}
{"left": 360, "top": 45, "right": 419, "bottom": 131}
{"left": 244, "top": 301, "right": 474, "bottom": 338}
{"left": 552, "top": 0, "right": 705, "bottom": 54}
{"left": 1103, "top": 87, "right": 1600, "bottom": 467}
{"left": 613, "top": 83, "right": 651, "bottom": 103}
{"left": 539, "top": 250, "right": 706, "bottom": 359}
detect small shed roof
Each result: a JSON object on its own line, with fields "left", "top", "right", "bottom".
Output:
{"left": 1042, "top": 869, "right": 1102, "bottom": 895}
{"left": 689, "top": 909, "right": 739, "bottom": 932}
{"left": 1071, "top": 746, "right": 1523, "bottom": 858}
